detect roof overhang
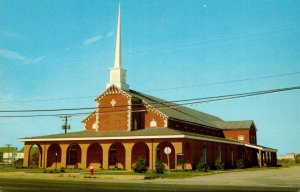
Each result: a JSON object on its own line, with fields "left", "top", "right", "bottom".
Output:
{"left": 245, "top": 143, "right": 277, "bottom": 152}
{"left": 18, "top": 134, "right": 242, "bottom": 145}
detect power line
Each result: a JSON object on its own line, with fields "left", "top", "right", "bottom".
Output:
{"left": 0, "top": 71, "right": 299, "bottom": 104}
{"left": 143, "top": 71, "right": 300, "bottom": 92}
{"left": 0, "top": 85, "right": 299, "bottom": 118}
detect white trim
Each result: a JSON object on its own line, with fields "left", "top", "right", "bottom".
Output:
{"left": 18, "top": 135, "right": 185, "bottom": 142}
{"left": 18, "top": 134, "right": 243, "bottom": 145}
{"left": 245, "top": 144, "right": 277, "bottom": 152}
{"left": 184, "top": 135, "right": 243, "bottom": 145}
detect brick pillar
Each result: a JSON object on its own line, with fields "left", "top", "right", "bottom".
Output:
{"left": 258, "top": 150, "right": 262, "bottom": 167}
{"left": 146, "top": 141, "right": 159, "bottom": 171}
{"left": 22, "top": 143, "right": 31, "bottom": 168}
{"left": 101, "top": 143, "right": 111, "bottom": 169}
{"left": 124, "top": 143, "right": 134, "bottom": 170}
{"left": 60, "top": 143, "right": 69, "bottom": 168}
{"left": 172, "top": 141, "right": 183, "bottom": 170}
{"left": 79, "top": 143, "right": 89, "bottom": 169}
{"left": 41, "top": 143, "right": 49, "bottom": 168}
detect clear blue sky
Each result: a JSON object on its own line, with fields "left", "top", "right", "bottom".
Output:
{"left": 0, "top": 0, "right": 299, "bottom": 155}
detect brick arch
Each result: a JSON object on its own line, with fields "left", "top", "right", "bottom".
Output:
{"left": 86, "top": 143, "right": 103, "bottom": 168}
{"left": 27, "top": 144, "right": 43, "bottom": 168}
{"left": 66, "top": 143, "right": 81, "bottom": 168}
{"left": 156, "top": 141, "right": 176, "bottom": 169}
{"left": 131, "top": 142, "right": 149, "bottom": 167}
{"left": 47, "top": 143, "right": 61, "bottom": 168}
{"left": 108, "top": 142, "right": 125, "bottom": 169}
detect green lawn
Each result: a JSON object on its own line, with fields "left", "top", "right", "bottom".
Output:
{"left": 0, "top": 177, "right": 294, "bottom": 191}
{"left": 0, "top": 167, "right": 298, "bottom": 191}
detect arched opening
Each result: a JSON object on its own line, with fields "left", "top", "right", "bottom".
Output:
{"left": 156, "top": 141, "right": 176, "bottom": 169}
{"left": 131, "top": 142, "right": 149, "bottom": 167}
{"left": 47, "top": 143, "right": 61, "bottom": 168}
{"left": 87, "top": 143, "right": 103, "bottom": 168}
{"left": 28, "top": 144, "right": 42, "bottom": 168}
{"left": 108, "top": 142, "right": 125, "bottom": 169}
{"left": 66, "top": 143, "right": 81, "bottom": 168}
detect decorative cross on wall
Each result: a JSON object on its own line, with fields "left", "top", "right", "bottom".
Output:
{"left": 110, "top": 99, "right": 117, "bottom": 107}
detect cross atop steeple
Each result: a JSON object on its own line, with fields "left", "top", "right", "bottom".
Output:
{"left": 106, "top": 2, "right": 129, "bottom": 91}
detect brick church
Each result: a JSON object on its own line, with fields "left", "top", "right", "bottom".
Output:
{"left": 19, "top": 4, "right": 277, "bottom": 170}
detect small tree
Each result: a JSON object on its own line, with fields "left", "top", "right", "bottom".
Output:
{"left": 132, "top": 158, "right": 147, "bottom": 173}
{"left": 236, "top": 159, "right": 245, "bottom": 169}
{"left": 295, "top": 155, "right": 300, "bottom": 164}
{"left": 155, "top": 160, "right": 165, "bottom": 174}
{"left": 214, "top": 156, "right": 224, "bottom": 170}
{"left": 197, "top": 160, "right": 209, "bottom": 172}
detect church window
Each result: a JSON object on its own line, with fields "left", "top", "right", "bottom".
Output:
{"left": 218, "top": 144, "right": 222, "bottom": 160}
{"left": 150, "top": 119, "right": 157, "bottom": 127}
{"left": 134, "top": 119, "right": 138, "bottom": 130}
{"left": 203, "top": 144, "right": 207, "bottom": 162}
{"left": 238, "top": 135, "right": 244, "bottom": 141}
{"left": 231, "top": 147, "right": 234, "bottom": 166}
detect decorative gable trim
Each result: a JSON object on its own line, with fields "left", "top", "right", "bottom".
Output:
{"left": 95, "top": 84, "right": 132, "bottom": 102}
{"left": 82, "top": 110, "right": 96, "bottom": 123}
{"left": 143, "top": 101, "right": 169, "bottom": 127}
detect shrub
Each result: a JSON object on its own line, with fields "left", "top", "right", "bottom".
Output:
{"left": 197, "top": 160, "right": 209, "bottom": 172}
{"left": 155, "top": 160, "right": 165, "bottom": 174}
{"left": 132, "top": 158, "right": 148, "bottom": 173}
{"left": 60, "top": 168, "right": 65, "bottom": 173}
{"left": 295, "top": 155, "right": 300, "bottom": 164}
{"left": 214, "top": 157, "right": 224, "bottom": 170}
{"left": 236, "top": 159, "right": 245, "bottom": 169}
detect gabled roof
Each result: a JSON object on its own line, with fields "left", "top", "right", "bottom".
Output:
{"left": 0, "top": 147, "right": 18, "bottom": 153}
{"left": 88, "top": 86, "right": 255, "bottom": 131}
{"left": 127, "top": 89, "right": 223, "bottom": 128}
{"left": 126, "top": 89, "right": 253, "bottom": 130}
{"left": 215, "top": 120, "right": 255, "bottom": 130}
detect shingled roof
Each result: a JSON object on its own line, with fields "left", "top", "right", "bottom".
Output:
{"left": 126, "top": 89, "right": 253, "bottom": 130}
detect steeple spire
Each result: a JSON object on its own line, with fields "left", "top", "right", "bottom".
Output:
{"left": 114, "top": 2, "right": 121, "bottom": 68}
{"left": 106, "top": 2, "right": 129, "bottom": 91}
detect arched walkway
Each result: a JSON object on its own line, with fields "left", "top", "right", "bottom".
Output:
{"left": 156, "top": 141, "right": 176, "bottom": 169}
{"left": 47, "top": 143, "right": 61, "bottom": 168}
{"left": 66, "top": 143, "right": 81, "bottom": 168}
{"left": 87, "top": 143, "right": 103, "bottom": 168}
{"left": 28, "top": 144, "right": 42, "bottom": 168}
{"left": 131, "top": 142, "right": 149, "bottom": 167}
{"left": 108, "top": 142, "right": 125, "bottom": 169}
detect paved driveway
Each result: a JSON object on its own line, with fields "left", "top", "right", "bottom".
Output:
{"left": 152, "top": 166, "right": 300, "bottom": 188}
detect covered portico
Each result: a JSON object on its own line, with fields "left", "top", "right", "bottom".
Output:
{"left": 19, "top": 128, "right": 248, "bottom": 170}
{"left": 245, "top": 143, "right": 277, "bottom": 167}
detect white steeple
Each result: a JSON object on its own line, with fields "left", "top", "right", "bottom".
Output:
{"left": 106, "top": 2, "right": 129, "bottom": 91}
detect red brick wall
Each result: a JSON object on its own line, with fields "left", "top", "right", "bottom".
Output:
{"left": 98, "top": 93, "right": 129, "bottom": 132}
{"left": 249, "top": 125, "right": 257, "bottom": 144}
{"left": 144, "top": 107, "right": 165, "bottom": 128}
{"left": 84, "top": 113, "right": 96, "bottom": 131}
{"left": 223, "top": 129, "right": 251, "bottom": 144}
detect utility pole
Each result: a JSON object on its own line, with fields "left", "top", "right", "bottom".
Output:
{"left": 60, "top": 115, "right": 71, "bottom": 133}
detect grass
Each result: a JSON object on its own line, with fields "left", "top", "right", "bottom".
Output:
{"left": 0, "top": 166, "right": 283, "bottom": 179}
{"left": 0, "top": 176, "right": 296, "bottom": 191}
{"left": 277, "top": 159, "right": 300, "bottom": 167}
{"left": 0, "top": 167, "right": 299, "bottom": 191}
